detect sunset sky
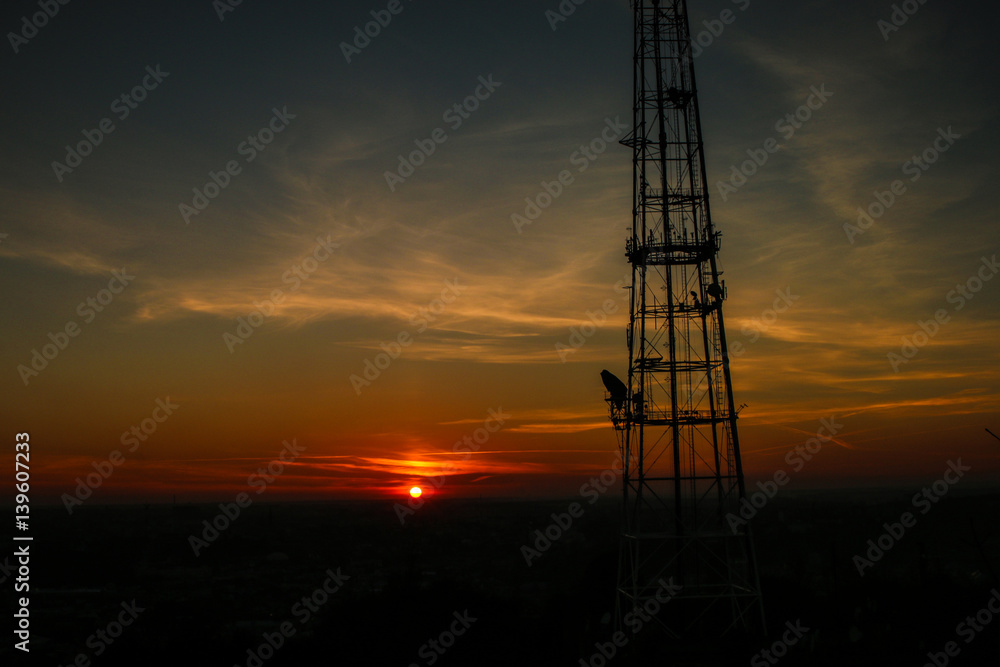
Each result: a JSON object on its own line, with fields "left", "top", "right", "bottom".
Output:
{"left": 3, "top": 0, "right": 999, "bottom": 505}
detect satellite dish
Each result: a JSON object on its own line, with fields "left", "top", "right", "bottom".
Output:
{"left": 601, "top": 370, "right": 628, "bottom": 401}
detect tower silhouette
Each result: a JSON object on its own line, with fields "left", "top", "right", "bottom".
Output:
{"left": 606, "top": 0, "right": 765, "bottom": 643}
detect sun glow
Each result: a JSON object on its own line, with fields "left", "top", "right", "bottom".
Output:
{"left": 409, "top": 486, "right": 422, "bottom": 498}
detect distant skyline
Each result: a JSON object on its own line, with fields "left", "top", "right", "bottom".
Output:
{"left": 2, "top": 0, "right": 999, "bottom": 505}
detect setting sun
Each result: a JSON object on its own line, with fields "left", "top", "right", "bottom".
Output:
{"left": 409, "top": 486, "right": 422, "bottom": 499}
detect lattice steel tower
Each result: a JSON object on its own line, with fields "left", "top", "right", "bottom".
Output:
{"left": 605, "top": 0, "right": 764, "bottom": 643}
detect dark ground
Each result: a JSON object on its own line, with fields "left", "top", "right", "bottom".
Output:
{"left": 4, "top": 490, "right": 1000, "bottom": 666}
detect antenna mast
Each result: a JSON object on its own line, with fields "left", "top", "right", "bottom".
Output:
{"left": 607, "top": 0, "right": 765, "bottom": 644}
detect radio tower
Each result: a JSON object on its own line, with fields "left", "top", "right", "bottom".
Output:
{"left": 605, "top": 0, "right": 764, "bottom": 644}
